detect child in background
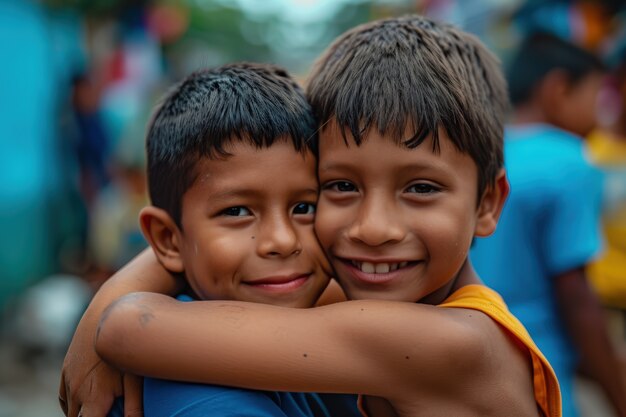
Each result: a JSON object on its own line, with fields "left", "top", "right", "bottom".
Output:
{"left": 471, "top": 32, "right": 626, "bottom": 417}
{"left": 64, "top": 15, "right": 561, "bottom": 417}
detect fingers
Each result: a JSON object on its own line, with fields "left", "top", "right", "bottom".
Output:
{"left": 78, "top": 398, "right": 115, "bottom": 417}
{"left": 67, "top": 398, "right": 81, "bottom": 417}
{"left": 58, "top": 395, "right": 69, "bottom": 417}
{"left": 58, "top": 374, "right": 69, "bottom": 416}
{"left": 123, "top": 374, "right": 144, "bottom": 417}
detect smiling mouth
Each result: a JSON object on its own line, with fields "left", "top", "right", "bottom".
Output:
{"left": 345, "top": 260, "right": 419, "bottom": 274}
{"left": 244, "top": 274, "right": 311, "bottom": 292}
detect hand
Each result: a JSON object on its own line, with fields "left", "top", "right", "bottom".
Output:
{"left": 59, "top": 307, "right": 144, "bottom": 417}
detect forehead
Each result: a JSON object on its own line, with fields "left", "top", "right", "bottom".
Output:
{"left": 189, "top": 139, "right": 317, "bottom": 196}
{"left": 318, "top": 121, "right": 478, "bottom": 180}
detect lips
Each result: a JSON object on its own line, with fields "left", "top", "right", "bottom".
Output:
{"left": 244, "top": 273, "right": 311, "bottom": 292}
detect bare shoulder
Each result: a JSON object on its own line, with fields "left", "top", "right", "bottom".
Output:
{"left": 430, "top": 307, "right": 539, "bottom": 415}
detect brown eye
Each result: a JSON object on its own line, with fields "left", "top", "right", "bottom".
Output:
{"left": 293, "top": 203, "right": 316, "bottom": 215}
{"left": 406, "top": 183, "right": 440, "bottom": 194}
{"left": 326, "top": 181, "right": 357, "bottom": 192}
{"left": 221, "top": 206, "right": 251, "bottom": 216}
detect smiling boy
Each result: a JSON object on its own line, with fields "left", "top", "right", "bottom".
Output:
{"left": 60, "top": 62, "right": 358, "bottom": 417}
{"left": 63, "top": 15, "right": 561, "bottom": 417}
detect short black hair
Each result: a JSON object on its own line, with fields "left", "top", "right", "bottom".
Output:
{"left": 146, "top": 63, "right": 317, "bottom": 228}
{"left": 307, "top": 15, "right": 509, "bottom": 198}
{"left": 507, "top": 31, "right": 605, "bottom": 106}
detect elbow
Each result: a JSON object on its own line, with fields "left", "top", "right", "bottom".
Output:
{"left": 95, "top": 292, "right": 151, "bottom": 369}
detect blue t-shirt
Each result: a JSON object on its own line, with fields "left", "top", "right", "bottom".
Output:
{"left": 110, "top": 389, "right": 353, "bottom": 417}
{"left": 108, "top": 295, "right": 359, "bottom": 417}
{"left": 471, "top": 124, "right": 604, "bottom": 417}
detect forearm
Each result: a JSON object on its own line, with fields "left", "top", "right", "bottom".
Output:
{"left": 556, "top": 267, "right": 626, "bottom": 416}
{"left": 94, "top": 293, "right": 454, "bottom": 397}
{"left": 95, "top": 293, "right": 350, "bottom": 393}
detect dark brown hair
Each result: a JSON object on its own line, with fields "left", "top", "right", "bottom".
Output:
{"left": 147, "top": 63, "right": 317, "bottom": 228}
{"left": 307, "top": 15, "right": 509, "bottom": 196}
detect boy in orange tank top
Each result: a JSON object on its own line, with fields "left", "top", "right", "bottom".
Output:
{"left": 62, "top": 15, "right": 561, "bottom": 417}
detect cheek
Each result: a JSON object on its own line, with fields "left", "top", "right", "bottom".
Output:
{"left": 189, "top": 231, "right": 253, "bottom": 284}
{"left": 315, "top": 198, "right": 335, "bottom": 245}
{"left": 421, "top": 204, "right": 474, "bottom": 264}
{"left": 314, "top": 199, "right": 345, "bottom": 250}
{"left": 300, "top": 226, "right": 332, "bottom": 275}
{"left": 206, "top": 232, "right": 254, "bottom": 268}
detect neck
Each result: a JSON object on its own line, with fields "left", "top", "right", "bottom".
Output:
{"left": 419, "top": 260, "right": 482, "bottom": 305}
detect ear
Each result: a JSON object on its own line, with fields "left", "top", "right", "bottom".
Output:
{"left": 474, "top": 169, "right": 509, "bottom": 237}
{"left": 139, "top": 206, "right": 185, "bottom": 273}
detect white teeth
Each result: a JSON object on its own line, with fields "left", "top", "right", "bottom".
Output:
{"left": 361, "top": 262, "right": 375, "bottom": 273}
{"left": 351, "top": 261, "right": 410, "bottom": 274}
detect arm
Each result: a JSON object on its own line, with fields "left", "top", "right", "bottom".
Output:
{"left": 555, "top": 267, "right": 626, "bottom": 417}
{"left": 96, "top": 292, "right": 488, "bottom": 399}
{"left": 60, "top": 248, "right": 184, "bottom": 417}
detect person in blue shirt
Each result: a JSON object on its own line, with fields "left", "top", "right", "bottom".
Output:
{"left": 471, "top": 31, "right": 626, "bottom": 417}
{"left": 62, "top": 62, "right": 358, "bottom": 417}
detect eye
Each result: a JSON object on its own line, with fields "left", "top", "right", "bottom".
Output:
{"left": 293, "top": 202, "right": 316, "bottom": 215}
{"left": 405, "top": 183, "right": 441, "bottom": 194}
{"left": 325, "top": 181, "right": 358, "bottom": 192}
{"left": 220, "top": 206, "right": 251, "bottom": 217}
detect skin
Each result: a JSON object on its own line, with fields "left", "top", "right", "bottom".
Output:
{"left": 94, "top": 125, "right": 543, "bottom": 417}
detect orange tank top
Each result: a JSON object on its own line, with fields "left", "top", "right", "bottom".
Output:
{"left": 439, "top": 284, "right": 562, "bottom": 417}
{"left": 357, "top": 284, "right": 562, "bottom": 417}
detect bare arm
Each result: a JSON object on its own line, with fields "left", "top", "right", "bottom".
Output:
{"left": 555, "top": 267, "right": 626, "bottom": 417}
{"left": 60, "top": 249, "right": 184, "bottom": 417}
{"left": 96, "top": 292, "right": 488, "bottom": 400}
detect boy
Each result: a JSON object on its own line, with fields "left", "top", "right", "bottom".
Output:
{"left": 65, "top": 15, "right": 561, "bottom": 417}
{"left": 60, "top": 62, "right": 358, "bottom": 417}
{"left": 470, "top": 32, "right": 626, "bottom": 417}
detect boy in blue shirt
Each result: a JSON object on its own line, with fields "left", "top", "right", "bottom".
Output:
{"left": 61, "top": 62, "right": 358, "bottom": 417}
{"left": 471, "top": 32, "right": 626, "bottom": 417}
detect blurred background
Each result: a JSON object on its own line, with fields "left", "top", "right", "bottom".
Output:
{"left": 1, "top": 0, "right": 626, "bottom": 416}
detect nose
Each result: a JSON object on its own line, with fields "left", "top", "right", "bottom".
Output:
{"left": 257, "top": 213, "right": 302, "bottom": 258}
{"left": 347, "top": 195, "right": 405, "bottom": 247}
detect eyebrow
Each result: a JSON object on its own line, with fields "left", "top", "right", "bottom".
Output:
{"left": 210, "top": 187, "right": 319, "bottom": 201}
{"left": 319, "top": 160, "right": 452, "bottom": 174}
